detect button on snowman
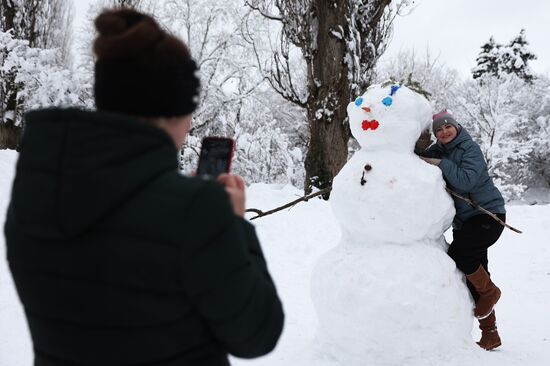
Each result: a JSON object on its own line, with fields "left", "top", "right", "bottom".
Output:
{"left": 311, "top": 84, "right": 473, "bottom": 365}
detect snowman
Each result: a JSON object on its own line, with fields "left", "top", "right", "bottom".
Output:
{"left": 310, "top": 84, "right": 474, "bottom": 365}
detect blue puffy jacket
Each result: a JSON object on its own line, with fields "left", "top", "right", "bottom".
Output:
{"left": 424, "top": 126, "right": 505, "bottom": 229}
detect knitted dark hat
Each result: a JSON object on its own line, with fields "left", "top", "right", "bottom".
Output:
{"left": 432, "top": 110, "right": 459, "bottom": 132}
{"left": 93, "top": 8, "right": 200, "bottom": 117}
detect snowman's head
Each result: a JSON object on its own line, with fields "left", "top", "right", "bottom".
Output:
{"left": 347, "top": 84, "right": 432, "bottom": 152}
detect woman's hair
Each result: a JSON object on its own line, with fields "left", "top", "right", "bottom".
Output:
{"left": 93, "top": 8, "right": 200, "bottom": 118}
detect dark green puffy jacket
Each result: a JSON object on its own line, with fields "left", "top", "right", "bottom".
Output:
{"left": 4, "top": 108, "right": 284, "bottom": 366}
{"left": 423, "top": 126, "right": 505, "bottom": 229}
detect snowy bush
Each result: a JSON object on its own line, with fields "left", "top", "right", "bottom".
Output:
{"left": 179, "top": 89, "right": 305, "bottom": 186}
{"left": 1, "top": 30, "right": 88, "bottom": 124}
{"left": 157, "top": 0, "right": 305, "bottom": 186}
{"left": 452, "top": 74, "right": 549, "bottom": 199}
{"left": 520, "top": 75, "right": 550, "bottom": 188}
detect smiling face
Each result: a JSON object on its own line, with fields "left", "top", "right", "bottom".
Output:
{"left": 434, "top": 123, "right": 458, "bottom": 145}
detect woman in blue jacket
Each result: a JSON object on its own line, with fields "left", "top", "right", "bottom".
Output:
{"left": 420, "top": 110, "right": 506, "bottom": 351}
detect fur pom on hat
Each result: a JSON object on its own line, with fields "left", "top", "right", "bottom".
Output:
{"left": 432, "top": 110, "right": 459, "bottom": 133}
{"left": 93, "top": 8, "right": 200, "bottom": 117}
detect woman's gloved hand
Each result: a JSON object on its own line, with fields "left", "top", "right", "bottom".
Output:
{"left": 419, "top": 156, "right": 442, "bottom": 166}
{"left": 414, "top": 130, "right": 433, "bottom": 154}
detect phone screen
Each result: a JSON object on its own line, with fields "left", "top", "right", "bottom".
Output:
{"left": 196, "top": 137, "right": 234, "bottom": 179}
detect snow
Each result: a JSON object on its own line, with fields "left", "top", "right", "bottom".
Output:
{"left": 330, "top": 27, "right": 344, "bottom": 40}
{"left": 1, "top": 150, "right": 550, "bottom": 366}
{"left": 0, "top": 150, "right": 32, "bottom": 365}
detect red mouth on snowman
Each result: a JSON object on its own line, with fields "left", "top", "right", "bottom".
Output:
{"left": 362, "top": 119, "right": 380, "bottom": 131}
{"left": 359, "top": 107, "right": 379, "bottom": 131}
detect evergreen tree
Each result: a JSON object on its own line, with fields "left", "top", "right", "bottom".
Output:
{"left": 499, "top": 29, "right": 537, "bottom": 83}
{"left": 472, "top": 36, "right": 500, "bottom": 80}
{"left": 473, "top": 30, "right": 537, "bottom": 84}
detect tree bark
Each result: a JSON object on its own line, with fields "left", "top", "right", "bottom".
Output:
{"left": 0, "top": 70, "right": 22, "bottom": 150}
{"left": 305, "top": 106, "right": 350, "bottom": 194}
{"left": 1, "top": 0, "right": 22, "bottom": 150}
{"left": 0, "top": 120, "right": 21, "bottom": 150}
{"left": 304, "top": 0, "right": 351, "bottom": 195}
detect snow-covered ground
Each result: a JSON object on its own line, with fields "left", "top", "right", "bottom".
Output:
{"left": 1, "top": 150, "right": 549, "bottom": 366}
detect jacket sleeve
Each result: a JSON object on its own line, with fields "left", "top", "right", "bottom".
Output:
{"left": 438, "top": 141, "right": 486, "bottom": 192}
{"left": 181, "top": 182, "right": 284, "bottom": 358}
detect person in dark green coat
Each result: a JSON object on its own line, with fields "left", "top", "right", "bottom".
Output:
{"left": 419, "top": 110, "right": 505, "bottom": 351}
{"left": 4, "top": 8, "right": 283, "bottom": 366}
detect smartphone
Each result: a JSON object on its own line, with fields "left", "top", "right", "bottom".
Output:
{"left": 196, "top": 137, "right": 235, "bottom": 179}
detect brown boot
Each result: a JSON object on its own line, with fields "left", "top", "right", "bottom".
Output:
{"left": 466, "top": 265, "right": 501, "bottom": 319}
{"left": 477, "top": 310, "right": 502, "bottom": 350}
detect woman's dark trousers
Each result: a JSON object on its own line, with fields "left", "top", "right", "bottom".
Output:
{"left": 448, "top": 213, "right": 506, "bottom": 301}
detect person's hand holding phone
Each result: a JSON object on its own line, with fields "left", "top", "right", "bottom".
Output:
{"left": 217, "top": 174, "right": 246, "bottom": 217}
{"left": 195, "top": 136, "right": 244, "bottom": 216}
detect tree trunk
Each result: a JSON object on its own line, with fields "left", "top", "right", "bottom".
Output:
{"left": 1, "top": 0, "right": 16, "bottom": 29}
{"left": 1, "top": 76, "right": 22, "bottom": 150}
{"left": 0, "top": 120, "right": 21, "bottom": 150}
{"left": 304, "top": 106, "right": 350, "bottom": 194}
{"left": 1, "top": 0, "right": 22, "bottom": 150}
{"left": 304, "top": 0, "right": 351, "bottom": 195}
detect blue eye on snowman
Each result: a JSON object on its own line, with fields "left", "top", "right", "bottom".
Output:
{"left": 381, "top": 85, "right": 401, "bottom": 106}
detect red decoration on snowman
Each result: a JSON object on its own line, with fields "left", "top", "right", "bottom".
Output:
{"left": 362, "top": 119, "right": 380, "bottom": 131}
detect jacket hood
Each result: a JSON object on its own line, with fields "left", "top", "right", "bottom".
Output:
{"left": 10, "top": 108, "right": 178, "bottom": 238}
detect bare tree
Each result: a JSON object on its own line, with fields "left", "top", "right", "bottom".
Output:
{"left": 245, "top": 0, "right": 414, "bottom": 194}
{"left": 0, "top": 0, "right": 73, "bottom": 149}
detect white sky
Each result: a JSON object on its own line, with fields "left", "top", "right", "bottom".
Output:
{"left": 73, "top": 0, "right": 550, "bottom": 77}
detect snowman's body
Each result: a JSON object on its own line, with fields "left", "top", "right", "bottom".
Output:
{"left": 331, "top": 149, "right": 454, "bottom": 244}
{"left": 311, "top": 84, "right": 473, "bottom": 365}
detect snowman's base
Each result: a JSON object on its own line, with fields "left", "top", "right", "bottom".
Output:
{"left": 311, "top": 241, "right": 474, "bottom": 365}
